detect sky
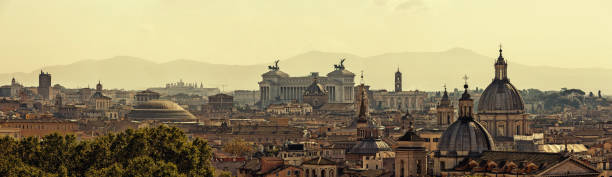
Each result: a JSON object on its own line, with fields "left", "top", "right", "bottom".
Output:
{"left": 0, "top": 0, "right": 611, "bottom": 73}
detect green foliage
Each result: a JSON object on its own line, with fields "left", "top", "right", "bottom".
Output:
{"left": 0, "top": 125, "right": 214, "bottom": 177}
{"left": 218, "top": 171, "right": 233, "bottom": 177}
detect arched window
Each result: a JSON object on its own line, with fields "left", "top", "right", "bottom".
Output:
{"left": 416, "top": 160, "right": 422, "bottom": 175}
{"left": 321, "top": 169, "right": 326, "bottom": 177}
{"left": 400, "top": 160, "right": 405, "bottom": 177}
{"left": 306, "top": 169, "right": 309, "bottom": 177}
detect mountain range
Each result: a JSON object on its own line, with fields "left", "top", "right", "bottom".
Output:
{"left": 1, "top": 48, "right": 610, "bottom": 93}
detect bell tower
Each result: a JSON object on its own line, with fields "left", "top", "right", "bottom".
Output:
{"left": 395, "top": 68, "right": 402, "bottom": 92}
{"left": 436, "top": 85, "right": 455, "bottom": 126}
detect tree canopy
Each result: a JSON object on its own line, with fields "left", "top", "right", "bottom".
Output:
{"left": 0, "top": 125, "right": 214, "bottom": 177}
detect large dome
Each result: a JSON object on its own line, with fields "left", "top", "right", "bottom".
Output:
{"left": 477, "top": 79, "right": 525, "bottom": 114}
{"left": 128, "top": 100, "right": 196, "bottom": 121}
{"left": 438, "top": 118, "right": 495, "bottom": 153}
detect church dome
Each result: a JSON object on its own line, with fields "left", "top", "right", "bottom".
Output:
{"left": 477, "top": 79, "right": 525, "bottom": 114}
{"left": 477, "top": 47, "right": 525, "bottom": 114}
{"left": 438, "top": 83, "right": 495, "bottom": 154}
{"left": 128, "top": 100, "right": 196, "bottom": 121}
{"left": 438, "top": 118, "right": 495, "bottom": 153}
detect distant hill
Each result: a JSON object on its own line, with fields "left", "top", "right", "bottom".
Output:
{"left": 1, "top": 48, "right": 610, "bottom": 94}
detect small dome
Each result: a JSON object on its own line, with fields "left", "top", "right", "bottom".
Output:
{"left": 477, "top": 79, "right": 525, "bottom": 114}
{"left": 349, "top": 139, "right": 392, "bottom": 154}
{"left": 128, "top": 100, "right": 196, "bottom": 121}
{"left": 438, "top": 118, "right": 495, "bottom": 153}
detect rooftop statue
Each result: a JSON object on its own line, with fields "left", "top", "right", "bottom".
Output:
{"left": 268, "top": 60, "right": 280, "bottom": 71}
{"left": 333, "top": 58, "right": 346, "bottom": 70}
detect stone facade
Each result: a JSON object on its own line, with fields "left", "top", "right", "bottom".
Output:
{"left": 372, "top": 90, "right": 427, "bottom": 112}
{"left": 258, "top": 60, "right": 355, "bottom": 109}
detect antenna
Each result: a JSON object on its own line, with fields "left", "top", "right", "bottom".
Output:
{"left": 462, "top": 74, "right": 469, "bottom": 84}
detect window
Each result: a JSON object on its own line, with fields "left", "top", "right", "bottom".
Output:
{"left": 424, "top": 138, "right": 430, "bottom": 142}
{"left": 287, "top": 171, "right": 291, "bottom": 176}
{"left": 433, "top": 138, "right": 439, "bottom": 142}
{"left": 400, "top": 160, "right": 405, "bottom": 177}
{"left": 294, "top": 171, "right": 300, "bottom": 176}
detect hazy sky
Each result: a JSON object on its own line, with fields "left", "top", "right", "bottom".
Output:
{"left": 0, "top": 0, "right": 611, "bottom": 73}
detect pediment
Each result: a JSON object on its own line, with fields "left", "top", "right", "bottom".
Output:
{"left": 540, "top": 159, "right": 600, "bottom": 176}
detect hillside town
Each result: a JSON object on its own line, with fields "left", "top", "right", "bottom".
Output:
{"left": 1, "top": 48, "right": 611, "bottom": 177}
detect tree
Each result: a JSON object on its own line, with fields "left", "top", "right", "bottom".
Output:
{"left": 222, "top": 138, "right": 255, "bottom": 157}
{"left": 0, "top": 125, "right": 214, "bottom": 177}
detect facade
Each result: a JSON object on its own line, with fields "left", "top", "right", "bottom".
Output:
{"left": 206, "top": 93, "right": 234, "bottom": 113}
{"left": 394, "top": 124, "right": 427, "bottom": 177}
{"left": 38, "top": 71, "right": 52, "bottom": 100}
{"left": 266, "top": 103, "right": 313, "bottom": 115}
{"left": 371, "top": 90, "right": 427, "bottom": 112}
{"left": 258, "top": 60, "right": 355, "bottom": 108}
{"left": 476, "top": 48, "right": 531, "bottom": 140}
{"left": 301, "top": 157, "right": 337, "bottom": 177}
{"left": 134, "top": 90, "right": 161, "bottom": 104}
{"left": 90, "top": 81, "right": 112, "bottom": 111}
{"left": 0, "top": 119, "right": 78, "bottom": 137}
{"left": 233, "top": 90, "right": 260, "bottom": 108}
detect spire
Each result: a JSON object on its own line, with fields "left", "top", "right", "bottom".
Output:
{"left": 442, "top": 84, "right": 449, "bottom": 100}
{"left": 460, "top": 75, "right": 471, "bottom": 100}
{"left": 357, "top": 83, "right": 369, "bottom": 122}
{"left": 439, "top": 84, "right": 450, "bottom": 107}
{"left": 496, "top": 44, "right": 506, "bottom": 64}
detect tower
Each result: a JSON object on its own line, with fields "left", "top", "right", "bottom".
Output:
{"left": 436, "top": 85, "right": 455, "bottom": 126}
{"left": 356, "top": 83, "right": 370, "bottom": 138}
{"left": 38, "top": 70, "right": 52, "bottom": 100}
{"left": 395, "top": 68, "right": 402, "bottom": 92}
